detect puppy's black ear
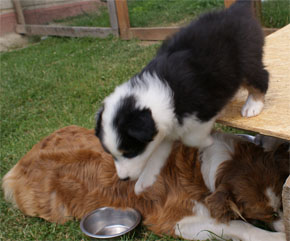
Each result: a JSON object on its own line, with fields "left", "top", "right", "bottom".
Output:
{"left": 127, "top": 108, "right": 158, "bottom": 143}
{"left": 95, "top": 105, "right": 104, "bottom": 138}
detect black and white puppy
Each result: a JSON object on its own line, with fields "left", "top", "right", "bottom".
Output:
{"left": 95, "top": 0, "right": 269, "bottom": 194}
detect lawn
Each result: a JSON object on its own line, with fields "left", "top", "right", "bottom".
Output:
{"left": 52, "top": 0, "right": 289, "bottom": 28}
{"left": 1, "top": 0, "right": 288, "bottom": 240}
{"left": 0, "top": 35, "right": 235, "bottom": 241}
{"left": 53, "top": 0, "right": 224, "bottom": 27}
{"left": 0, "top": 36, "right": 160, "bottom": 240}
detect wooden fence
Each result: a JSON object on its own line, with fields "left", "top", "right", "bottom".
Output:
{"left": 14, "top": 0, "right": 277, "bottom": 39}
{"left": 13, "top": 0, "right": 119, "bottom": 38}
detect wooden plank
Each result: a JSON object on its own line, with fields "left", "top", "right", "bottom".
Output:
{"left": 114, "top": 0, "right": 271, "bottom": 41}
{"left": 128, "top": 26, "right": 277, "bottom": 41}
{"left": 15, "top": 24, "right": 27, "bottom": 34}
{"left": 217, "top": 24, "right": 290, "bottom": 141}
{"left": 16, "top": 24, "right": 118, "bottom": 38}
{"left": 12, "top": 0, "right": 25, "bottom": 25}
{"left": 224, "top": 0, "right": 236, "bottom": 8}
{"left": 115, "top": 0, "right": 131, "bottom": 39}
{"left": 263, "top": 28, "right": 278, "bottom": 36}
{"left": 130, "top": 27, "right": 180, "bottom": 41}
{"left": 107, "top": 0, "right": 119, "bottom": 32}
{"left": 283, "top": 176, "right": 290, "bottom": 241}
{"left": 253, "top": 0, "right": 262, "bottom": 21}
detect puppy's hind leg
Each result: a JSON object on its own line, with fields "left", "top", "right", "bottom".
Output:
{"left": 134, "top": 139, "right": 173, "bottom": 195}
{"left": 241, "top": 68, "right": 269, "bottom": 117}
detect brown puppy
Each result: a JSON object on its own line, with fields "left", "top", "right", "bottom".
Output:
{"left": 2, "top": 126, "right": 288, "bottom": 241}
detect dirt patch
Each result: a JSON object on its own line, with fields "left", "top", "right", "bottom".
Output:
{"left": 137, "top": 41, "right": 160, "bottom": 47}
{"left": 0, "top": 33, "right": 29, "bottom": 52}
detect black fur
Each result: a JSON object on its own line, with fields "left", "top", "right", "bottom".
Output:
{"left": 95, "top": 106, "right": 104, "bottom": 139}
{"left": 113, "top": 95, "right": 157, "bottom": 158}
{"left": 95, "top": 105, "right": 112, "bottom": 154}
{"left": 95, "top": 0, "right": 269, "bottom": 160}
{"left": 138, "top": 0, "right": 268, "bottom": 123}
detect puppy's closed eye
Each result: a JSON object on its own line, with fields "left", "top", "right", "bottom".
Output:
{"left": 123, "top": 152, "right": 138, "bottom": 159}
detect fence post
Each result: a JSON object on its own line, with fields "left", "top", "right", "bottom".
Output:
{"left": 12, "top": 0, "right": 25, "bottom": 25}
{"left": 224, "top": 0, "right": 262, "bottom": 21}
{"left": 115, "top": 0, "right": 131, "bottom": 39}
{"left": 224, "top": 0, "right": 236, "bottom": 8}
{"left": 253, "top": 0, "right": 262, "bottom": 22}
{"left": 107, "top": 0, "right": 119, "bottom": 36}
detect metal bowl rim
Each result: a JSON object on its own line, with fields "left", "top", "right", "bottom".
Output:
{"left": 80, "top": 207, "right": 141, "bottom": 239}
{"left": 236, "top": 134, "right": 256, "bottom": 143}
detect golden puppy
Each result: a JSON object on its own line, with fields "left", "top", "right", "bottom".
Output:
{"left": 3, "top": 126, "right": 288, "bottom": 241}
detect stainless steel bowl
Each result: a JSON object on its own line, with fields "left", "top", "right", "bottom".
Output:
{"left": 80, "top": 207, "right": 141, "bottom": 239}
{"left": 236, "top": 134, "right": 256, "bottom": 143}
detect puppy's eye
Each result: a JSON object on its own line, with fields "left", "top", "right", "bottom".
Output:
{"left": 272, "top": 212, "right": 279, "bottom": 218}
{"left": 123, "top": 152, "right": 138, "bottom": 159}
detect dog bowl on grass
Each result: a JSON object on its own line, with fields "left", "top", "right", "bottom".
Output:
{"left": 80, "top": 207, "right": 141, "bottom": 239}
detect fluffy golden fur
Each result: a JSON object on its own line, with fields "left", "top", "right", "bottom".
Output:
{"left": 2, "top": 126, "right": 288, "bottom": 240}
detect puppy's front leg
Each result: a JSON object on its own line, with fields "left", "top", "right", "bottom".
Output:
{"left": 181, "top": 117, "right": 215, "bottom": 149}
{"left": 134, "top": 139, "right": 173, "bottom": 195}
{"left": 175, "top": 203, "right": 286, "bottom": 241}
{"left": 176, "top": 217, "right": 286, "bottom": 241}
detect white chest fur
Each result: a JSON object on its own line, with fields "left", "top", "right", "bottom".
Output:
{"left": 200, "top": 132, "right": 239, "bottom": 192}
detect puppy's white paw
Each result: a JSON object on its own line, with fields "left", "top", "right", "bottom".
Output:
{"left": 134, "top": 174, "right": 156, "bottom": 195}
{"left": 272, "top": 218, "right": 285, "bottom": 232}
{"left": 241, "top": 95, "right": 264, "bottom": 117}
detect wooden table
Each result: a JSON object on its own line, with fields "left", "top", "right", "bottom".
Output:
{"left": 217, "top": 24, "right": 290, "bottom": 141}
{"left": 218, "top": 24, "right": 290, "bottom": 240}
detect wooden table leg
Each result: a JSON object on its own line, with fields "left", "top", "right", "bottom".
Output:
{"left": 283, "top": 175, "right": 290, "bottom": 241}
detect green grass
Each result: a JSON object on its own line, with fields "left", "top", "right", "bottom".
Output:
{"left": 261, "top": 0, "right": 290, "bottom": 28}
{"left": 0, "top": 37, "right": 157, "bottom": 176}
{"left": 52, "top": 0, "right": 224, "bottom": 27}
{"left": 50, "top": 0, "right": 289, "bottom": 29}
{"left": 0, "top": 36, "right": 159, "bottom": 240}
{"left": 1, "top": 1, "right": 285, "bottom": 239}
{"left": 127, "top": 0, "right": 224, "bottom": 27}
{"left": 0, "top": 35, "right": 242, "bottom": 241}
{"left": 52, "top": 6, "right": 111, "bottom": 27}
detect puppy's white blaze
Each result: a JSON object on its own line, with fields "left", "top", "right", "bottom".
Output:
{"left": 265, "top": 187, "right": 281, "bottom": 211}
{"left": 175, "top": 202, "right": 286, "bottom": 241}
{"left": 114, "top": 157, "right": 146, "bottom": 180}
{"left": 265, "top": 187, "right": 285, "bottom": 232}
{"left": 241, "top": 94, "right": 264, "bottom": 117}
{"left": 200, "top": 132, "right": 238, "bottom": 192}
{"left": 135, "top": 72, "right": 175, "bottom": 134}
{"left": 272, "top": 211, "right": 285, "bottom": 232}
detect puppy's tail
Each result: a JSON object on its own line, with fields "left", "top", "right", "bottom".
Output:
{"left": 2, "top": 165, "right": 19, "bottom": 209}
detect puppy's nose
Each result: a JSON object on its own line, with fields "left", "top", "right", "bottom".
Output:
{"left": 120, "top": 177, "right": 130, "bottom": 181}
